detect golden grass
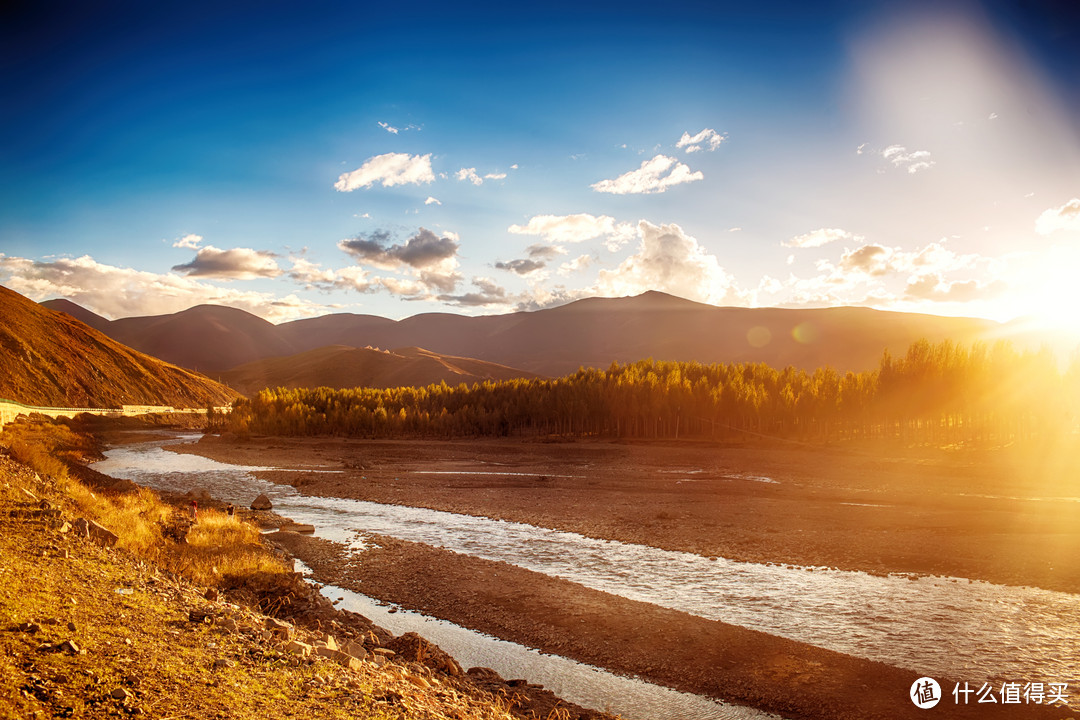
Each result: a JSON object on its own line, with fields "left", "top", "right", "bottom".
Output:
{"left": 2, "top": 418, "right": 287, "bottom": 587}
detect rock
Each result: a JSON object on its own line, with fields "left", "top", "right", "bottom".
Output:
{"left": 18, "top": 622, "right": 41, "bottom": 634}
{"left": 278, "top": 522, "right": 315, "bottom": 534}
{"left": 218, "top": 618, "right": 238, "bottom": 633}
{"left": 213, "top": 658, "right": 235, "bottom": 669}
{"left": 265, "top": 617, "right": 293, "bottom": 639}
{"left": 371, "top": 647, "right": 396, "bottom": 657}
{"left": 319, "top": 634, "right": 339, "bottom": 651}
{"left": 204, "top": 588, "right": 219, "bottom": 602}
{"left": 110, "top": 687, "right": 130, "bottom": 701}
{"left": 341, "top": 640, "right": 368, "bottom": 660}
{"left": 250, "top": 494, "right": 273, "bottom": 511}
{"left": 57, "top": 640, "right": 80, "bottom": 654}
{"left": 71, "top": 518, "right": 119, "bottom": 547}
{"left": 285, "top": 640, "right": 312, "bottom": 657}
{"left": 320, "top": 648, "right": 363, "bottom": 671}
{"left": 388, "top": 632, "right": 463, "bottom": 677}
{"left": 371, "top": 654, "right": 387, "bottom": 667}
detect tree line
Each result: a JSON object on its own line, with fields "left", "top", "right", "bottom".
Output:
{"left": 225, "top": 340, "right": 1080, "bottom": 444}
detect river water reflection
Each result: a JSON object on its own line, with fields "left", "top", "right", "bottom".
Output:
{"left": 95, "top": 434, "right": 1080, "bottom": 713}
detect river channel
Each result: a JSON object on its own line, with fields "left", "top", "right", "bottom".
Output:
{"left": 95, "top": 433, "right": 1080, "bottom": 715}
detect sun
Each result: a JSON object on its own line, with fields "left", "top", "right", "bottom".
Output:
{"left": 1011, "top": 244, "right": 1080, "bottom": 342}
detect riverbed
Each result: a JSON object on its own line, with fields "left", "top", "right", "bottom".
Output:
{"left": 95, "top": 433, "right": 1080, "bottom": 717}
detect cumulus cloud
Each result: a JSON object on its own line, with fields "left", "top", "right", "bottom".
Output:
{"left": 593, "top": 221, "right": 745, "bottom": 305}
{"left": 830, "top": 240, "right": 978, "bottom": 279}
{"left": 525, "top": 244, "right": 565, "bottom": 261}
{"left": 172, "top": 234, "right": 203, "bottom": 249}
{"left": 455, "top": 168, "right": 507, "bottom": 186}
{"left": 558, "top": 255, "right": 592, "bottom": 276}
{"left": 881, "top": 144, "right": 935, "bottom": 174}
{"left": 456, "top": 167, "right": 483, "bottom": 186}
{"left": 494, "top": 258, "right": 546, "bottom": 276}
{"left": 676, "top": 128, "right": 726, "bottom": 153}
{"left": 508, "top": 213, "right": 635, "bottom": 247}
{"left": 1035, "top": 198, "right": 1080, "bottom": 235}
{"left": 438, "top": 277, "right": 512, "bottom": 307}
{"left": 0, "top": 254, "right": 327, "bottom": 322}
{"left": 335, "top": 153, "right": 435, "bottom": 191}
{"left": 838, "top": 244, "right": 894, "bottom": 276}
{"left": 591, "top": 155, "right": 703, "bottom": 194}
{"left": 783, "top": 228, "right": 860, "bottom": 248}
{"left": 339, "top": 228, "right": 459, "bottom": 270}
{"left": 172, "top": 246, "right": 281, "bottom": 279}
{"left": 904, "top": 274, "right": 1005, "bottom": 302}
{"left": 424, "top": 196, "right": 441, "bottom": 206}
{"left": 335, "top": 227, "right": 462, "bottom": 297}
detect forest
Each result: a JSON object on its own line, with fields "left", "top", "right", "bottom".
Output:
{"left": 225, "top": 340, "right": 1080, "bottom": 444}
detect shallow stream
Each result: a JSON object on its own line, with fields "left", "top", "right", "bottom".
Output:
{"left": 95, "top": 434, "right": 1080, "bottom": 715}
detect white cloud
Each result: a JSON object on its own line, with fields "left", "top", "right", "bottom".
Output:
{"left": 455, "top": 168, "right": 507, "bottom": 186}
{"left": 592, "top": 221, "right": 746, "bottom": 305}
{"left": 508, "top": 213, "right": 635, "bottom": 247}
{"left": 1035, "top": 198, "right": 1080, "bottom": 235}
{"left": 377, "top": 121, "right": 399, "bottom": 134}
{"left": 856, "top": 143, "right": 868, "bottom": 155}
{"left": 675, "top": 128, "right": 726, "bottom": 153}
{"left": 904, "top": 274, "right": 1005, "bottom": 302}
{"left": 0, "top": 254, "right": 327, "bottom": 322}
{"left": 557, "top": 255, "right": 592, "bottom": 276}
{"left": 591, "top": 155, "right": 703, "bottom": 195}
{"left": 510, "top": 164, "right": 519, "bottom": 170}
{"left": 171, "top": 234, "right": 203, "bottom": 249}
{"left": 424, "top": 196, "right": 441, "bottom": 205}
{"left": 172, "top": 246, "right": 281, "bottom": 279}
{"left": 783, "top": 228, "right": 860, "bottom": 248}
{"left": 335, "top": 153, "right": 435, "bottom": 191}
{"left": 880, "top": 144, "right": 935, "bottom": 174}
{"left": 456, "top": 168, "right": 483, "bottom": 185}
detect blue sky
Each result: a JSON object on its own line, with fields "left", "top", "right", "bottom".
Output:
{"left": 2, "top": 0, "right": 1079, "bottom": 329}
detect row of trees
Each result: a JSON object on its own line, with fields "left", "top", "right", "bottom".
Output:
{"left": 225, "top": 340, "right": 1080, "bottom": 443}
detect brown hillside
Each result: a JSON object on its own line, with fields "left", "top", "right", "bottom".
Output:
{"left": 0, "top": 285, "right": 238, "bottom": 408}
{"left": 217, "top": 345, "right": 541, "bottom": 396}
{"left": 107, "top": 305, "right": 297, "bottom": 373}
{"left": 47, "top": 291, "right": 1009, "bottom": 377}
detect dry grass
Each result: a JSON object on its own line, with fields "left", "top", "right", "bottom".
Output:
{"left": 170, "top": 509, "right": 288, "bottom": 585}
{"left": 1, "top": 417, "right": 286, "bottom": 587}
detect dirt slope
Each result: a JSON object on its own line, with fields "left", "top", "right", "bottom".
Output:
{"left": 1, "top": 285, "right": 238, "bottom": 408}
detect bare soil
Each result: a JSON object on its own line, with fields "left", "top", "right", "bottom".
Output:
{"left": 175, "top": 433, "right": 1080, "bottom": 593}
{"left": 269, "top": 530, "right": 1069, "bottom": 720}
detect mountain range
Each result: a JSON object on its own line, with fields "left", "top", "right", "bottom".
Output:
{"left": 42, "top": 292, "right": 1007, "bottom": 381}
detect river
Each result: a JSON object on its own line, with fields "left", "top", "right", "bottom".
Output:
{"left": 95, "top": 433, "right": 1080, "bottom": 716}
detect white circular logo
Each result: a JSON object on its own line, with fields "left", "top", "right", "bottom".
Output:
{"left": 911, "top": 677, "right": 942, "bottom": 709}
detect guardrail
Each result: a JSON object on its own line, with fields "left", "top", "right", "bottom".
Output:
{"left": 0, "top": 399, "right": 230, "bottom": 429}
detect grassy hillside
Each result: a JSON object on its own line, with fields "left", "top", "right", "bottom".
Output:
{"left": 1, "top": 285, "right": 238, "bottom": 408}
{"left": 0, "top": 419, "right": 593, "bottom": 720}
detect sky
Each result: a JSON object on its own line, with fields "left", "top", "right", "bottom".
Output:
{"left": 1, "top": 0, "right": 1079, "bottom": 329}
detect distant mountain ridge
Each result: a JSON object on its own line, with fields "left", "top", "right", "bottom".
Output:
{"left": 218, "top": 345, "right": 543, "bottom": 397}
{"left": 2, "top": 285, "right": 238, "bottom": 408}
{"left": 42, "top": 291, "right": 1007, "bottom": 377}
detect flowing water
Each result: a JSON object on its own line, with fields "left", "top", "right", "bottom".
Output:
{"left": 95, "top": 434, "right": 1080, "bottom": 714}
